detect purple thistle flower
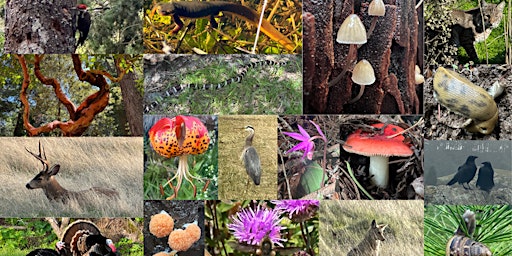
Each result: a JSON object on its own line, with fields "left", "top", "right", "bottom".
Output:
{"left": 283, "top": 121, "right": 327, "bottom": 160}
{"left": 228, "top": 205, "right": 286, "bottom": 247}
{"left": 273, "top": 200, "right": 320, "bottom": 223}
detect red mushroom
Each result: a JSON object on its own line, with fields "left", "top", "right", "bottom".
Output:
{"left": 148, "top": 115, "right": 210, "bottom": 199}
{"left": 342, "top": 123, "right": 413, "bottom": 188}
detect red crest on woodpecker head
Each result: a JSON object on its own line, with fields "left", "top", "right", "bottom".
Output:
{"left": 77, "top": 4, "right": 88, "bottom": 10}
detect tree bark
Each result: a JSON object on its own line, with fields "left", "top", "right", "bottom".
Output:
{"left": 4, "top": 0, "right": 76, "bottom": 53}
{"left": 116, "top": 58, "right": 143, "bottom": 136}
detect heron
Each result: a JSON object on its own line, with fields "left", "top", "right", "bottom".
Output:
{"left": 241, "top": 125, "right": 261, "bottom": 186}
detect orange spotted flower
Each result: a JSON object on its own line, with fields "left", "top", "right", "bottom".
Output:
{"left": 149, "top": 116, "right": 210, "bottom": 199}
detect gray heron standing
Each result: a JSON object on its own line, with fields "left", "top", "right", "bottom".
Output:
{"left": 241, "top": 125, "right": 261, "bottom": 186}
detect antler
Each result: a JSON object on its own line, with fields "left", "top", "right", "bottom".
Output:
{"left": 26, "top": 141, "right": 49, "bottom": 169}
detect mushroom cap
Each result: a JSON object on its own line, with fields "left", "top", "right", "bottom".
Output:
{"left": 352, "top": 59, "right": 376, "bottom": 85}
{"left": 149, "top": 212, "right": 175, "bottom": 238}
{"left": 168, "top": 229, "right": 196, "bottom": 251}
{"left": 149, "top": 115, "right": 210, "bottom": 158}
{"left": 336, "top": 14, "right": 367, "bottom": 44}
{"left": 369, "top": 0, "right": 386, "bottom": 16}
{"left": 343, "top": 123, "right": 413, "bottom": 157}
{"left": 415, "top": 65, "right": 424, "bottom": 84}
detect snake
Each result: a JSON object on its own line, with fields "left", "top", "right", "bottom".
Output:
{"left": 144, "top": 60, "right": 287, "bottom": 114}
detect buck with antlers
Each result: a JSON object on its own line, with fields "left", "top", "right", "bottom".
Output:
{"left": 25, "top": 141, "right": 119, "bottom": 204}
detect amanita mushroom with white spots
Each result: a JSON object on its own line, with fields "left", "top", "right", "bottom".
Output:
{"left": 343, "top": 123, "right": 413, "bottom": 188}
{"left": 148, "top": 115, "right": 210, "bottom": 199}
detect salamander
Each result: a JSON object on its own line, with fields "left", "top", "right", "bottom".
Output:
{"left": 153, "top": 1, "right": 296, "bottom": 51}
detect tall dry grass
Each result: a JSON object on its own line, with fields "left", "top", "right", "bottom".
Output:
{"left": 320, "top": 200, "right": 424, "bottom": 256}
{"left": 0, "top": 137, "right": 143, "bottom": 217}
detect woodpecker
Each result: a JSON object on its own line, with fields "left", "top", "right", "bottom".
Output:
{"left": 76, "top": 4, "right": 91, "bottom": 47}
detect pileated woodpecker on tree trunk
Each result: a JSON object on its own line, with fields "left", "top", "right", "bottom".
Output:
{"left": 76, "top": 4, "right": 91, "bottom": 47}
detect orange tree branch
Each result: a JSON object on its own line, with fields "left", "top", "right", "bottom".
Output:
{"left": 17, "top": 55, "right": 64, "bottom": 136}
{"left": 16, "top": 55, "right": 115, "bottom": 136}
{"left": 70, "top": 54, "right": 110, "bottom": 124}
{"left": 33, "top": 55, "right": 77, "bottom": 117}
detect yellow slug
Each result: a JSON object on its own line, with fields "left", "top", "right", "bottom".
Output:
{"left": 433, "top": 67, "right": 498, "bottom": 135}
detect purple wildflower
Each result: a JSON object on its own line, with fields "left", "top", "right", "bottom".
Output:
{"left": 228, "top": 205, "right": 285, "bottom": 247}
{"left": 283, "top": 121, "right": 327, "bottom": 160}
{"left": 273, "top": 200, "right": 320, "bottom": 223}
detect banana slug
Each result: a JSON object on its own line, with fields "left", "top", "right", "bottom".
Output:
{"left": 433, "top": 67, "right": 499, "bottom": 135}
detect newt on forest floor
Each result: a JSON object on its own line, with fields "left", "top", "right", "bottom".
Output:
{"left": 151, "top": 1, "right": 297, "bottom": 51}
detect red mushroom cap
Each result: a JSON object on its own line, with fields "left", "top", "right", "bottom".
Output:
{"left": 343, "top": 123, "right": 413, "bottom": 157}
{"left": 148, "top": 116, "right": 210, "bottom": 158}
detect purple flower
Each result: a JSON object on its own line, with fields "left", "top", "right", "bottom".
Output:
{"left": 273, "top": 200, "right": 319, "bottom": 223}
{"left": 228, "top": 205, "right": 285, "bottom": 247}
{"left": 283, "top": 121, "right": 327, "bottom": 160}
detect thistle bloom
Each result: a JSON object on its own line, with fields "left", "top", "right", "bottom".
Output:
{"left": 273, "top": 200, "right": 319, "bottom": 222}
{"left": 228, "top": 206, "right": 285, "bottom": 247}
{"left": 283, "top": 121, "right": 327, "bottom": 160}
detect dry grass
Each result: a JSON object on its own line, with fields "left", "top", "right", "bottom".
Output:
{"left": 320, "top": 201, "right": 424, "bottom": 256}
{"left": 0, "top": 137, "right": 143, "bottom": 217}
{"left": 218, "top": 115, "right": 277, "bottom": 200}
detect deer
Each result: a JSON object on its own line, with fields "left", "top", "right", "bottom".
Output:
{"left": 347, "top": 220, "right": 388, "bottom": 256}
{"left": 25, "top": 141, "right": 119, "bottom": 204}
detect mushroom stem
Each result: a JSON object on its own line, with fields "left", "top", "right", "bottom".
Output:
{"left": 367, "top": 17, "right": 379, "bottom": 40}
{"left": 347, "top": 84, "right": 366, "bottom": 103}
{"left": 369, "top": 156, "right": 389, "bottom": 188}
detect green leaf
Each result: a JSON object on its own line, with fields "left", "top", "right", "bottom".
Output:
{"left": 300, "top": 162, "right": 324, "bottom": 194}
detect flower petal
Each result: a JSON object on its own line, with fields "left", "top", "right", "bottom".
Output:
{"left": 305, "top": 141, "right": 315, "bottom": 160}
{"left": 309, "top": 120, "right": 326, "bottom": 141}
{"left": 297, "top": 125, "right": 311, "bottom": 139}
{"left": 285, "top": 141, "right": 310, "bottom": 154}
{"left": 282, "top": 131, "right": 307, "bottom": 141}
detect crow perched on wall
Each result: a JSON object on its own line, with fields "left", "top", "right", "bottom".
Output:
{"left": 476, "top": 161, "right": 495, "bottom": 192}
{"left": 447, "top": 156, "right": 478, "bottom": 189}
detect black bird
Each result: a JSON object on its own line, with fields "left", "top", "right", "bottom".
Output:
{"left": 476, "top": 161, "right": 495, "bottom": 192}
{"left": 447, "top": 156, "right": 478, "bottom": 189}
{"left": 26, "top": 249, "right": 61, "bottom": 256}
{"left": 26, "top": 241, "right": 65, "bottom": 256}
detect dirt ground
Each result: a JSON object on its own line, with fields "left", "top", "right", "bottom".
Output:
{"left": 218, "top": 115, "right": 278, "bottom": 200}
{"left": 424, "top": 65, "right": 512, "bottom": 140}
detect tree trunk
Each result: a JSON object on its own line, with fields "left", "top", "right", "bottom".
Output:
{"left": 116, "top": 61, "right": 143, "bottom": 136}
{"left": 4, "top": 0, "right": 76, "bottom": 53}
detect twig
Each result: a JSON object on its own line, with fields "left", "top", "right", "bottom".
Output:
{"left": 386, "top": 117, "right": 424, "bottom": 139}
